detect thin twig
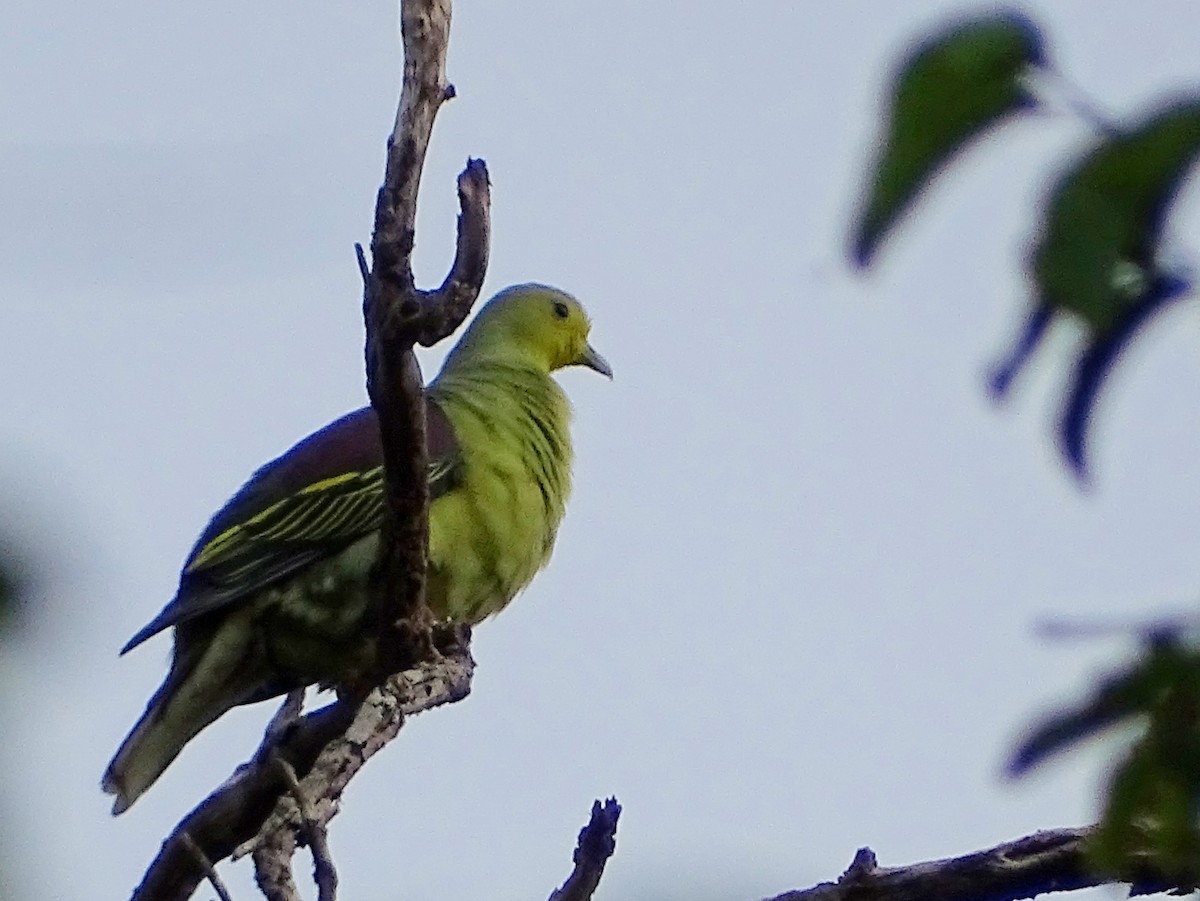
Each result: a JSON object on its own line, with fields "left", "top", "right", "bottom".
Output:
{"left": 354, "top": 242, "right": 370, "bottom": 286}
{"left": 1021, "top": 67, "right": 1120, "bottom": 135}
{"left": 178, "top": 832, "right": 233, "bottom": 901}
{"left": 274, "top": 754, "right": 338, "bottom": 901}
{"left": 262, "top": 690, "right": 306, "bottom": 745}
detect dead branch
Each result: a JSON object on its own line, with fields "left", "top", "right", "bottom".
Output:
{"left": 761, "top": 826, "right": 1181, "bottom": 901}
{"left": 548, "top": 799, "right": 622, "bottom": 901}
{"left": 236, "top": 628, "right": 473, "bottom": 859}
{"left": 363, "top": 0, "right": 490, "bottom": 679}
{"left": 128, "top": 635, "right": 473, "bottom": 901}
{"left": 252, "top": 831, "right": 301, "bottom": 901}
{"left": 275, "top": 755, "right": 337, "bottom": 901}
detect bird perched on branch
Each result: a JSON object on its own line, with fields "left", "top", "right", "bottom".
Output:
{"left": 102, "top": 283, "right": 611, "bottom": 814}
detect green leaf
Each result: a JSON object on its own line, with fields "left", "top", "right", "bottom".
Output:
{"left": 1057, "top": 273, "right": 1189, "bottom": 480}
{"left": 1008, "top": 639, "right": 1200, "bottom": 776}
{"left": 1090, "top": 678, "right": 1200, "bottom": 882}
{"left": 1032, "top": 98, "right": 1200, "bottom": 332}
{"left": 851, "top": 11, "right": 1045, "bottom": 266}
{"left": 1008, "top": 99, "right": 1200, "bottom": 479}
{"left": 1013, "top": 638, "right": 1200, "bottom": 883}
{"left": 1091, "top": 748, "right": 1159, "bottom": 870}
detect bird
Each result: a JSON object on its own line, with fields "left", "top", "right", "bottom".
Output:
{"left": 102, "top": 283, "right": 611, "bottom": 814}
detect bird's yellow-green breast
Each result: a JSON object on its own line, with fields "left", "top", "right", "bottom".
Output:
{"left": 424, "top": 283, "right": 610, "bottom": 621}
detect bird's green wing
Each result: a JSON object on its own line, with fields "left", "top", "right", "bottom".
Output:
{"left": 121, "top": 403, "right": 460, "bottom": 654}
{"left": 183, "top": 464, "right": 386, "bottom": 597}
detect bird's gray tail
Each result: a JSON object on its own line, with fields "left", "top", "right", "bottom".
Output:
{"left": 102, "top": 623, "right": 266, "bottom": 814}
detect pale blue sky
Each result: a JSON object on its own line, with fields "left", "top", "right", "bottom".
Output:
{"left": 4, "top": 1, "right": 1200, "bottom": 898}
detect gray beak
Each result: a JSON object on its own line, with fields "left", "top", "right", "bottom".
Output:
{"left": 578, "top": 342, "right": 613, "bottom": 379}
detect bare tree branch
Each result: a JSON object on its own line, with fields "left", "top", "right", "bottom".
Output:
{"left": 548, "top": 799, "right": 622, "bottom": 901}
{"left": 239, "top": 628, "right": 473, "bottom": 858}
{"left": 248, "top": 753, "right": 341, "bottom": 901}
{"left": 761, "top": 827, "right": 1182, "bottom": 901}
{"left": 128, "top": 632, "right": 473, "bottom": 901}
{"left": 363, "top": 0, "right": 490, "bottom": 680}
{"left": 130, "top": 697, "right": 357, "bottom": 901}
{"left": 252, "top": 831, "right": 301, "bottom": 901}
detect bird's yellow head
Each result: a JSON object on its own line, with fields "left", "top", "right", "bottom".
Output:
{"left": 443, "top": 283, "right": 612, "bottom": 378}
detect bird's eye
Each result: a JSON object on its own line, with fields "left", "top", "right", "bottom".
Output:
{"left": 552, "top": 301, "right": 570, "bottom": 320}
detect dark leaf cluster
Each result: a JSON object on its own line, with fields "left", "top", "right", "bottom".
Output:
{"left": 852, "top": 10, "right": 1200, "bottom": 480}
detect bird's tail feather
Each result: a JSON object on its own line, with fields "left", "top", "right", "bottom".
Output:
{"left": 102, "top": 621, "right": 267, "bottom": 814}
